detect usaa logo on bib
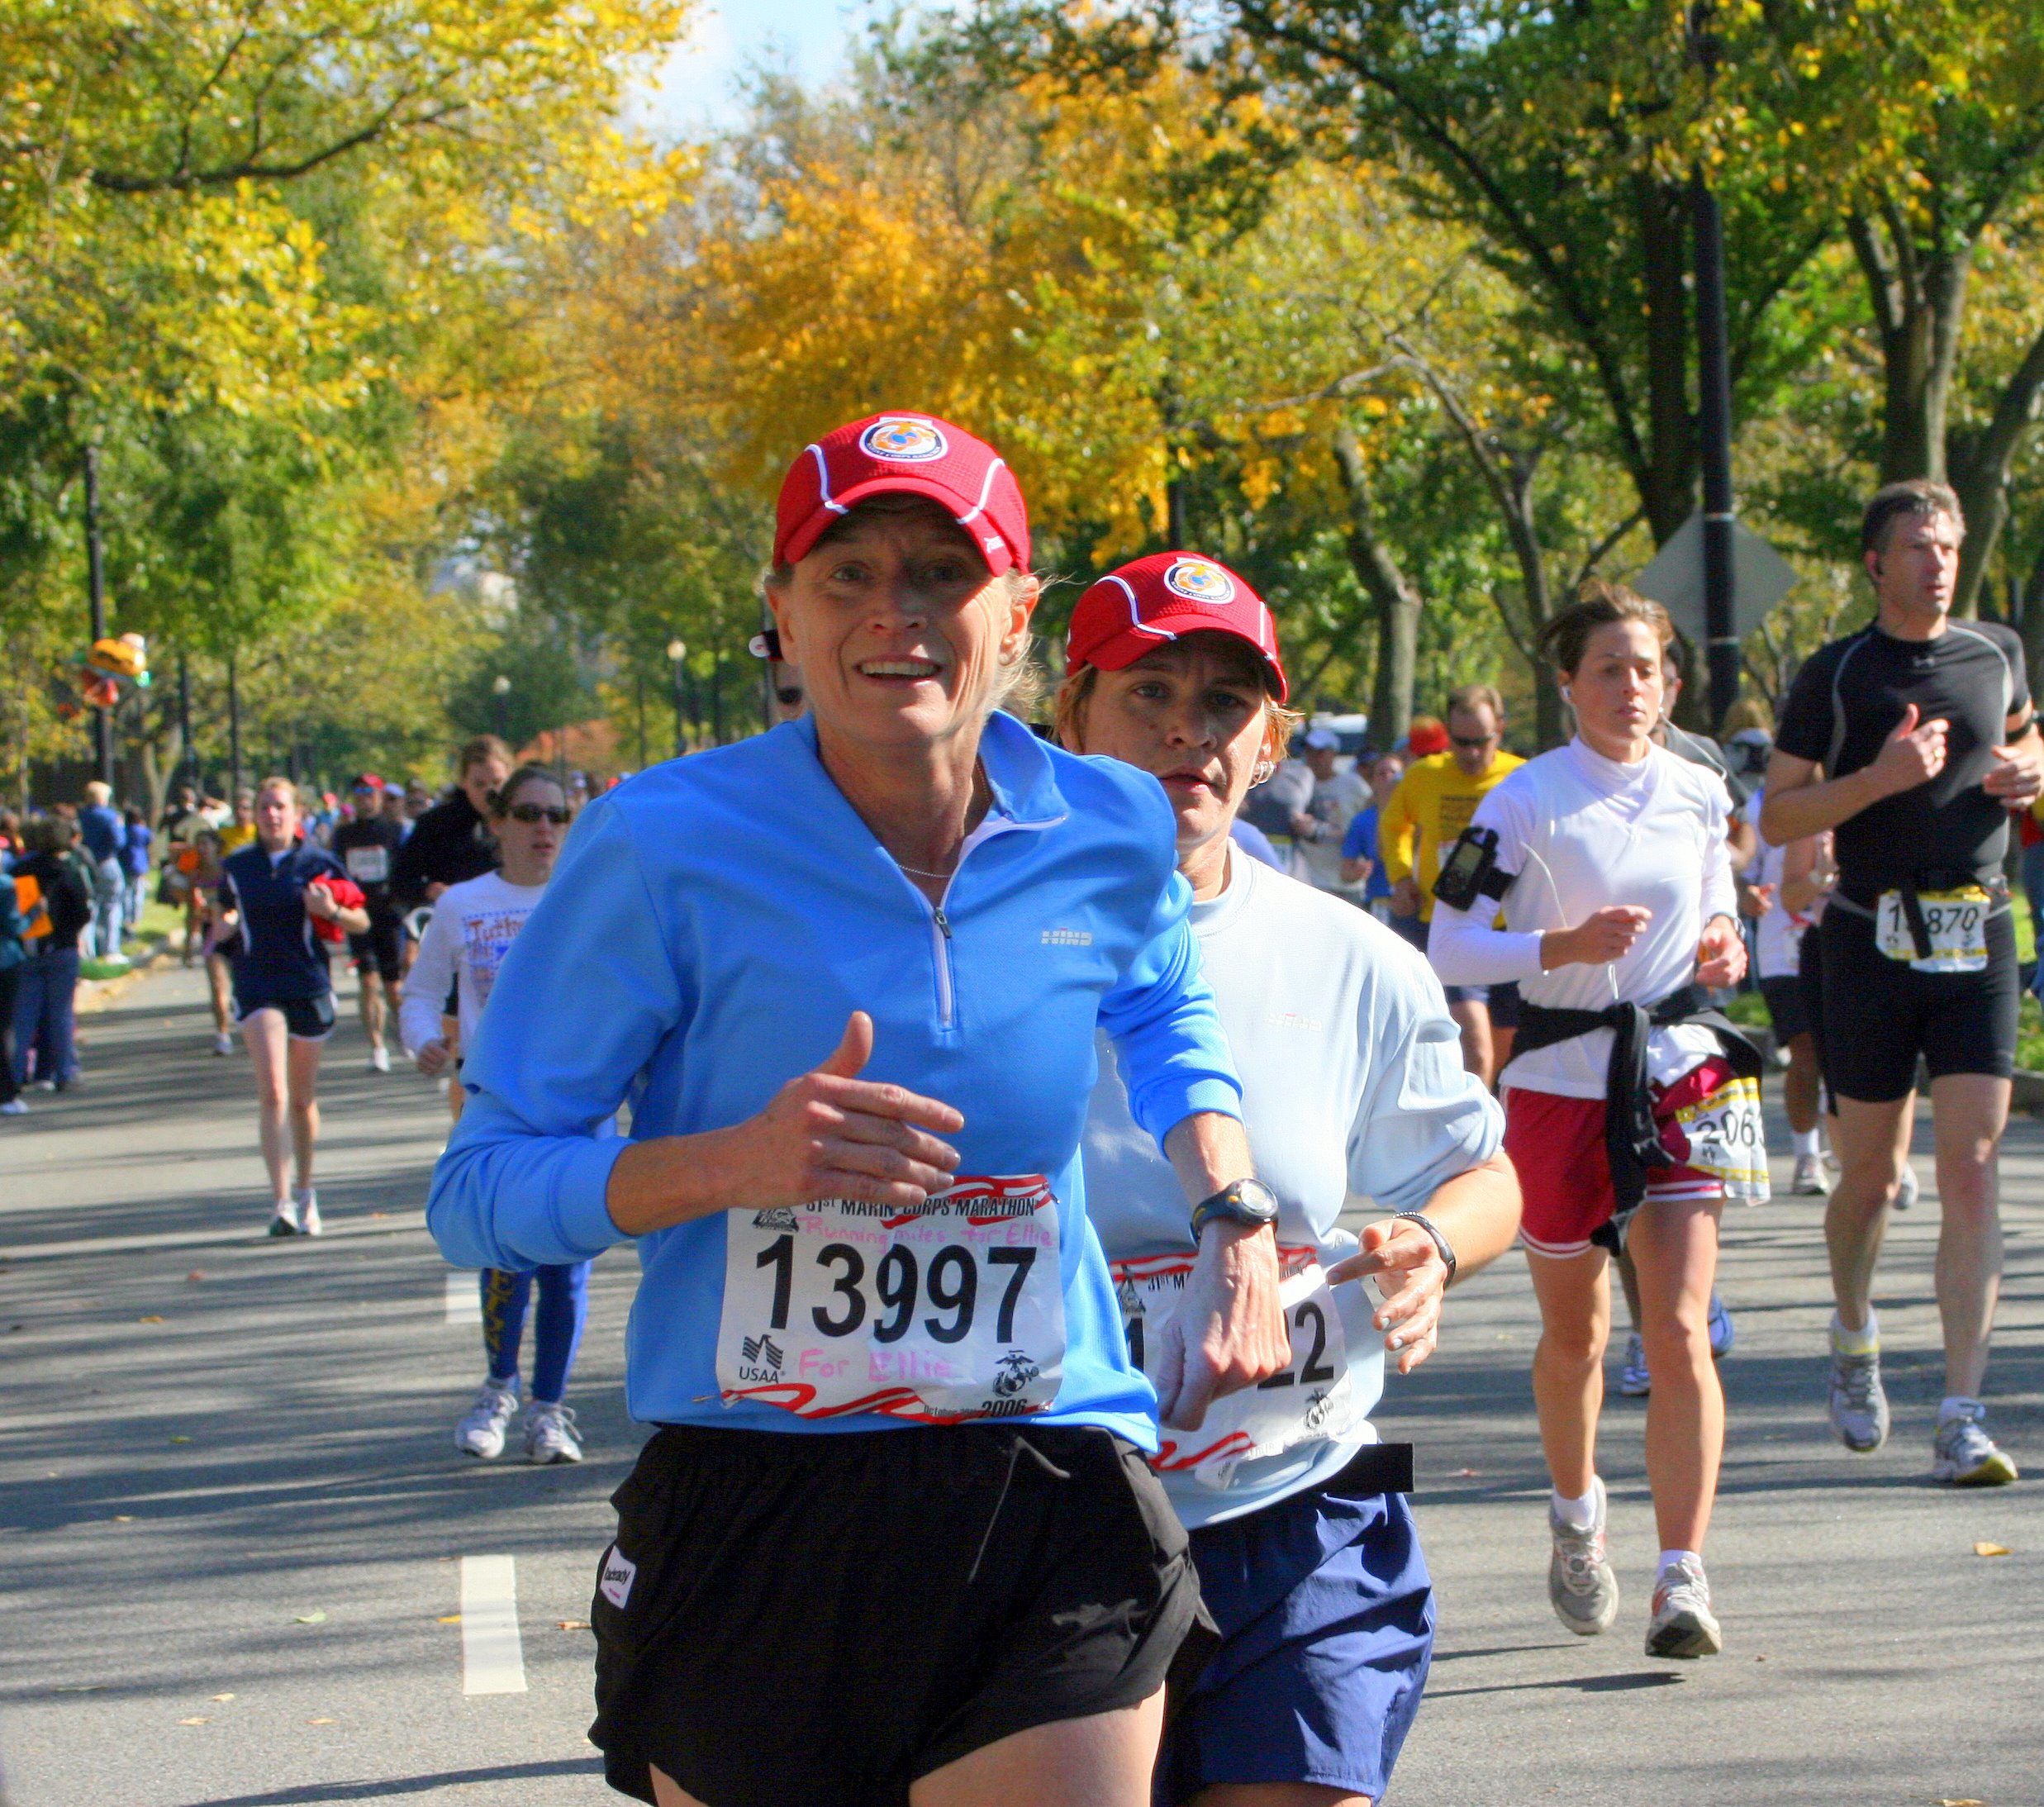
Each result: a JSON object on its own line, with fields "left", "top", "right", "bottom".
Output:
{"left": 860, "top": 417, "right": 948, "bottom": 464}
{"left": 1162, "top": 558, "right": 1236, "bottom": 606}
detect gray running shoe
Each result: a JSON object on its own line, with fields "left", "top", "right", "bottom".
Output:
{"left": 1790, "top": 1153, "right": 1830, "bottom": 1196}
{"left": 1932, "top": 1402, "right": 2018, "bottom": 1486}
{"left": 1618, "top": 1333, "right": 1651, "bottom": 1396}
{"left": 1645, "top": 1555, "right": 1722, "bottom": 1658}
{"left": 1548, "top": 1477, "right": 1620, "bottom": 1636}
{"left": 1827, "top": 1333, "right": 1890, "bottom": 1453}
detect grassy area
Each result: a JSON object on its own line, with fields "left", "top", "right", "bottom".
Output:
{"left": 77, "top": 897, "right": 184, "bottom": 982}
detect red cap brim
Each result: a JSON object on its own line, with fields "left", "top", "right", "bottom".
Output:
{"left": 778, "top": 475, "right": 1018, "bottom": 573}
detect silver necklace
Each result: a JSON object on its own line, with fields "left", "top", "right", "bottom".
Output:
{"left": 889, "top": 765, "right": 989, "bottom": 882}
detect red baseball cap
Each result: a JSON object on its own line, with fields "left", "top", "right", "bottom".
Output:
{"left": 773, "top": 413, "right": 1029, "bottom": 574}
{"left": 1064, "top": 552, "right": 1288, "bottom": 703}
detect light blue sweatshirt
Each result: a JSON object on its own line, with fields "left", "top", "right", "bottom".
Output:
{"left": 426, "top": 710, "right": 1243, "bottom": 1444}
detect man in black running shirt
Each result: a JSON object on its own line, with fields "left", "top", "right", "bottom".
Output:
{"left": 1763, "top": 479, "right": 2040, "bottom": 1486}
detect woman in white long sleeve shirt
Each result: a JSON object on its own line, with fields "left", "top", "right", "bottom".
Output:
{"left": 403, "top": 764, "right": 590, "bottom": 1466}
{"left": 1430, "top": 584, "right": 1760, "bottom": 1663}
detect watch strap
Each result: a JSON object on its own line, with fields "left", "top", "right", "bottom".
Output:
{"left": 1190, "top": 1179, "right": 1278, "bottom": 1243}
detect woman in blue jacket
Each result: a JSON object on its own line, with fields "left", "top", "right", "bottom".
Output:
{"left": 429, "top": 412, "right": 1290, "bottom": 1807}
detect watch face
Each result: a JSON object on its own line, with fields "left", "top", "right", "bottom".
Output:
{"left": 1231, "top": 1179, "right": 1280, "bottom": 1220}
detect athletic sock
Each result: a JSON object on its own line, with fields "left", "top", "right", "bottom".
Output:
{"left": 487, "top": 1372, "right": 519, "bottom": 1395}
{"left": 1938, "top": 1395, "right": 1981, "bottom": 1424}
{"left": 1552, "top": 1484, "right": 1599, "bottom": 1530}
{"left": 1792, "top": 1127, "right": 1822, "bottom": 1158}
{"left": 1831, "top": 1309, "right": 1879, "bottom": 1354}
{"left": 1657, "top": 1548, "right": 1703, "bottom": 1583}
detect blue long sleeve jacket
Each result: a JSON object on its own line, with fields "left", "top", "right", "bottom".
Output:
{"left": 426, "top": 710, "right": 1243, "bottom": 1444}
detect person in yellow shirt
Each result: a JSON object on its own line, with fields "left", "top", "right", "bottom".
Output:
{"left": 217, "top": 789, "right": 259, "bottom": 855}
{"left": 1380, "top": 683, "right": 1525, "bottom": 1082}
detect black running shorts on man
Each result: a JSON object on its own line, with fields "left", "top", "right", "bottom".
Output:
{"left": 589, "top": 1423, "right": 1209, "bottom": 1807}
{"left": 1777, "top": 618, "right": 2030, "bottom": 1099}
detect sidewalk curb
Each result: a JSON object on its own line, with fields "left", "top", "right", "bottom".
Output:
{"left": 2013, "top": 1068, "right": 2044, "bottom": 1112}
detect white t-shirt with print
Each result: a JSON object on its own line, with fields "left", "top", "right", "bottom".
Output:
{"left": 400, "top": 871, "right": 548, "bottom": 1056}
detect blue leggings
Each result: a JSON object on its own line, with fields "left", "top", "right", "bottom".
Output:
{"left": 481, "top": 1263, "right": 591, "bottom": 1404}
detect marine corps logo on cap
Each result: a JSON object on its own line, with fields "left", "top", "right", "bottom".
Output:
{"left": 1162, "top": 557, "right": 1237, "bottom": 606}
{"left": 858, "top": 417, "right": 948, "bottom": 464}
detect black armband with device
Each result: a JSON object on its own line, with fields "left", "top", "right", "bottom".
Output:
{"left": 1431, "top": 825, "right": 1516, "bottom": 911}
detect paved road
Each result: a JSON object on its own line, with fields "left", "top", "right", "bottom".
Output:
{"left": 2, "top": 963, "right": 2038, "bottom": 1807}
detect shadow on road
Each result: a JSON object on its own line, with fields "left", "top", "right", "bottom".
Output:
{"left": 185, "top": 1757, "right": 604, "bottom": 1805}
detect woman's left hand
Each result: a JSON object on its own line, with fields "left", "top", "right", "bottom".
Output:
{"left": 1328, "top": 1219, "right": 1449, "bottom": 1375}
{"left": 1695, "top": 913, "right": 1746, "bottom": 988}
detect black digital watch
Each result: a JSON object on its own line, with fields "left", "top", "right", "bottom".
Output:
{"left": 1190, "top": 1177, "right": 1281, "bottom": 1243}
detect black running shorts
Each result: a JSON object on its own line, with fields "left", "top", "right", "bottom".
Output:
{"left": 347, "top": 912, "right": 403, "bottom": 985}
{"left": 231, "top": 989, "right": 337, "bottom": 1042}
{"left": 1757, "top": 974, "right": 1808, "bottom": 1045}
{"left": 1817, "top": 904, "right": 2018, "bottom": 1102}
{"left": 589, "top": 1422, "right": 1209, "bottom": 1807}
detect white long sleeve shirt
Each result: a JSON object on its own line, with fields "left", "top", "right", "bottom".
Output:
{"left": 1083, "top": 852, "right": 1503, "bottom": 1527}
{"left": 1430, "top": 739, "right": 1736, "bottom": 1099}
{"left": 399, "top": 871, "right": 549, "bottom": 1058}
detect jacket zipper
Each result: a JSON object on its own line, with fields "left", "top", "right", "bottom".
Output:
{"left": 901, "top": 812, "right": 1062, "bottom": 1032}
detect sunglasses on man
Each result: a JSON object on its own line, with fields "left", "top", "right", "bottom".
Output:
{"left": 1449, "top": 731, "right": 1496, "bottom": 750}
{"left": 506, "top": 803, "right": 572, "bottom": 825}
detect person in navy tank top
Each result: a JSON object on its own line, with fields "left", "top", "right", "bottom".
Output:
{"left": 220, "top": 777, "right": 368, "bottom": 1238}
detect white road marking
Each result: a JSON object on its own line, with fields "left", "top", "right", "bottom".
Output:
{"left": 459, "top": 1555, "right": 526, "bottom": 1695}
{"left": 445, "top": 1270, "right": 481, "bottom": 1325}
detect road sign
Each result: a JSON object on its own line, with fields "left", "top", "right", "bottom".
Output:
{"left": 1633, "top": 511, "right": 1799, "bottom": 644}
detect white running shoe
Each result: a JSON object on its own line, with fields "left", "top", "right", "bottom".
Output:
{"left": 1893, "top": 1163, "right": 1918, "bottom": 1211}
{"left": 456, "top": 1381, "right": 520, "bottom": 1459}
{"left": 1646, "top": 1555, "right": 1722, "bottom": 1658}
{"left": 1547, "top": 1477, "right": 1620, "bottom": 1636}
{"left": 1790, "top": 1153, "right": 1830, "bottom": 1196}
{"left": 212, "top": 1033, "right": 233, "bottom": 1057}
{"left": 524, "top": 1400, "right": 583, "bottom": 1465}
{"left": 1618, "top": 1333, "right": 1652, "bottom": 1397}
{"left": 294, "top": 1190, "right": 323, "bottom": 1238}
{"left": 266, "top": 1199, "right": 300, "bottom": 1238}
{"left": 368, "top": 1044, "right": 391, "bottom": 1073}
{"left": 1932, "top": 1401, "right": 2018, "bottom": 1486}
{"left": 0, "top": 1098, "right": 26, "bottom": 1117}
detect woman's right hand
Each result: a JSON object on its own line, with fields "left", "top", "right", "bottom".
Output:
{"left": 1542, "top": 906, "right": 1652, "bottom": 970}
{"left": 606, "top": 1012, "right": 967, "bottom": 1236}
{"left": 416, "top": 1038, "right": 451, "bottom": 1077}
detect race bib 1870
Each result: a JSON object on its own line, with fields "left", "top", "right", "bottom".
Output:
{"left": 716, "top": 1176, "right": 1065, "bottom": 1424}
{"left": 1111, "top": 1244, "right": 1361, "bottom": 1491}
{"left": 1875, "top": 887, "right": 1989, "bottom": 973}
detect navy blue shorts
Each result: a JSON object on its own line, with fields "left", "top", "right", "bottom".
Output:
{"left": 1162, "top": 1480, "right": 1434, "bottom": 1805}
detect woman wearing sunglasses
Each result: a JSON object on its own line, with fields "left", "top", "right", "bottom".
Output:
{"left": 403, "top": 763, "right": 591, "bottom": 1465}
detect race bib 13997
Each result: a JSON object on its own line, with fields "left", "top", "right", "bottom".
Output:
{"left": 716, "top": 1176, "right": 1065, "bottom": 1424}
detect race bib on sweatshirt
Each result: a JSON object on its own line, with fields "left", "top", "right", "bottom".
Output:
{"left": 344, "top": 845, "right": 390, "bottom": 885}
{"left": 1111, "top": 1244, "right": 1361, "bottom": 1491}
{"left": 716, "top": 1176, "right": 1065, "bottom": 1424}
{"left": 1875, "top": 887, "right": 1989, "bottom": 974}
{"left": 1669, "top": 1073, "right": 1769, "bottom": 1200}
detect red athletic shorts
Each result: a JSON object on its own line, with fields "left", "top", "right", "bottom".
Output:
{"left": 1503, "top": 1058, "right": 1737, "bottom": 1259}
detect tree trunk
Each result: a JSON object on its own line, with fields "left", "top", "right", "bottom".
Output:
{"left": 1637, "top": 174, "right": 1696, "bottom": 545}
{"left": 1950, "top": 319, "right": 2044, "bottom": 618}
{"left": 1850, "top": 205, "right": 1974, "bottom": 485}
{"left": 1331, "top": 424, "right": 1421, "bottom": 747}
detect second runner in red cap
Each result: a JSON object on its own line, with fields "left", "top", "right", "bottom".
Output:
{"left": 1061, "top": 549, "right": 1522, "bottom": 1807}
